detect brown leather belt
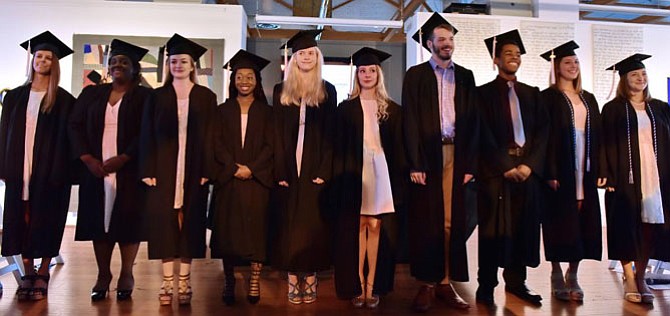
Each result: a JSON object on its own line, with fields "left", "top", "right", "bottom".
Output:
{"left": 508, "top": 147, "right": 524, "bottom": 157}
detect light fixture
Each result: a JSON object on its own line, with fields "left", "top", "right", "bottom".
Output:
{"left": 254, "top": 14, "right": 403, "bottom": 29}
{"left": 580, "top": 3, "right": 670, "bottom": 17}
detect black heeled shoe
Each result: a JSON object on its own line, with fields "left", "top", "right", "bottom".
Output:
{"left": 91, "top": 288, "right": 109, "bottom": 301}
{"left": 117, "top": 289, "right": 133, "bottom": 301}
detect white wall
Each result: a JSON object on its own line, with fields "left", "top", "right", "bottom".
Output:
{"left": 406, "top": 8, "right": 670, "bottom": 105}
{"left": 0, "top": 0, "right": 246, "bottom": 93}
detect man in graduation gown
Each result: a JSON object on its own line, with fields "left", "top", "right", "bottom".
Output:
{"left": 402, "top": 13, "right": 479, "bottom": 312}
{"left": 476, "top": 30, "right": 548, "bottom": 306}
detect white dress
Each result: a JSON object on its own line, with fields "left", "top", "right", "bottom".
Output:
{"left": 22, "top": 90, "right": 46, "bottom": 201}
{"left": 636, "top": 109, "right": 664, "bottom": 224}
{"left": 572, "top": 99, "right": 587, "bottom": 200}
{"left": 102, "top": 98, "right": 121, "bottom": 232}
{"left": 174, "top": 98, "right": 189, "bottom": 209}
{"left": 295, "top": 101, "right": 306, "bottom": 177}
{"left": 241, "top": 113, "right": 249, "bottom": 148}
{"left": 360, "top": 99, "right": 394, "bottom": 216}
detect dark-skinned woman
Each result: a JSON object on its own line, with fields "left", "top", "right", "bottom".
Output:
{"left": 69, "top": 39, "right": 152, "bottom": 301}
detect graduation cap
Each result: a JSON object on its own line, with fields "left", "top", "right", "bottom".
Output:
{"left": 87, "top": 70, "right": 102, "bottom": 85}
{"left": 351, "top": 47, "right": 391, "bottom": 67}
{"left": 20, "top": 30, "right": 74, "bottom": 59}
{"left": 605, "top": 53, "right": 651, "bottom": 99}
{"left": 223, "top": 49, "right": 270, "bottom": 72}
{"left": 606, "top": 53, "right": 651, "bottom": 76}
{"left": 411, "top": 12, "right": 458, "bottom": 51}
{"left": 280, "top": 29, "right": 323, "bottom": 52}
{"left": 110, "top": 39, "right": 149, "bottom": 64}
{"left": 166, "top": 33, "right": 208, "bottom": 60}
{"left": 540, "top": 41, "right": 580, "bottom": 85}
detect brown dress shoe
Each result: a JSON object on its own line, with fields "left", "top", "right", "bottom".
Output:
{"left": 411, "top": 285, "right": 434, "bottom": 312}
{"left": 435, "top": 283, "right": 470, "bottom": 309}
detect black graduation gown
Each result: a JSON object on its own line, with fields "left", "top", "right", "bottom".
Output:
{"left": 332, "top": 97, "right": 407, "bottom": 299}
{"left": 209, "top": 98, "right": 273, "bottom": 263}
{"left": 601, "top": 98, "right": 670, "bottom": 261}
{"left": 0, "top": 85, "right": 75, "bottom": 258}
{"left": 401, "top": 61, "right": 479, "bottom": 282}
{"left": 69, "top": 84, "right": 151, "bottom": 242}
{"left": 477, "top": 76, "right": 548, "bottom": 269}
{"left": 541, "top": 88, "right": 603, "bottom": 262}
{"left": 271, "top": 81, "right": 336, "bottom": 272}
{"left": 139, "top": 84, "right": 217, "bottom": 259}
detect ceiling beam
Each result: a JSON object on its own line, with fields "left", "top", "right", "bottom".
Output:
{"left": 381, "top": 0, "right": 424, "bottom": 42}
{"left": 251, "top": 28, "right": 406, "bottom": 42}
{"left": 333, "top": 0, "right": 355, "bottom": 11}
{"left": 273, "top": 0, "right": 292, "bottom": 10}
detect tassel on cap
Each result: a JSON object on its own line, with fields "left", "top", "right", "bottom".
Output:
{"left": 419, "top": 27, "right": 424, "bottom": 62}
{"left": 491, "top": 37, "right": 497, "bottom": 71}
{"left": 549, "top": 49, "right": 556, "bottom": 85}
{"left": 224, "top": 63, "right": 231, "bottom": 101}
{"left": 25, "top": 40, "right": 31, "bottom": 78}
{"left": 606, "top": 65, "right": 616, "bottom": 100}
{"left": 348, "top": 56, "right": 354, "bottom": 97}
{"left": 283, "top": 43, "right": 288, "bottom": 80}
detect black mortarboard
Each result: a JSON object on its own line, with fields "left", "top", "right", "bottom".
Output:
{"left": 351, "top": 47, "right": 391, "bottom": 67}
{"left": 606, "top": 53, "right": 651, "bottom": 76}
{"left": 540, "top": 41, "right": 579, "bottom": 62}
{"left": 87, "top": 70, "right": 102, "bottom": 85}
{"left": 110, "top": 39, "right": 149, "bottom": 64}
{"left": 20, "top": 30, "right": 73, "bottom": 59}
{"left": 223, "top": 49, "right": 270, "bottom": 71}
{"left": 280, "top": 30, "right": 323, "bottom": 52}
{"left": 484, "top": 29, "right": 526, "bottom": 58}
{"left": 166, "top": 33, "right": 208, "bottom": 60}
{"left": 411, "top": 12, "right": 458, "bottom": 50}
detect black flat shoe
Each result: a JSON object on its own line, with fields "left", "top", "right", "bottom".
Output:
{"left": 91, "top": 289, "right": 108, "bottom": 301}
{"left": 505, "top": 285, "right": 542, "bottom": 306}
{"left": 117, "top": 290, "right": 133, "bottom": 301}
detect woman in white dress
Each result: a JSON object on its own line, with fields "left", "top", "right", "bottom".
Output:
{"left": 69, "top": 39, "right": 152, "bottom": 301}
{"left": 333, "top": 47, "right": 406, "bottom": 308}
{"left": 139, "top": 34, "right": 217, "bottom": 306}
{"left": 602, "top": 54, "right": 670, "bottom": 305}
{"left": 0, "top": 31, "right": 75, "bottom": 301}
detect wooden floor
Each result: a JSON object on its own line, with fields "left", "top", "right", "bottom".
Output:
{"left": 0, "top": 227, "right": 668, "bottom": 316}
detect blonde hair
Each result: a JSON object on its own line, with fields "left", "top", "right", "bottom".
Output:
{"left": 24, "top": 52, "right": 60, "bottom": 113}
{"left": 280, "top": 47, "right": 326, "bottom": 107}
{"left": 348, "top": 65, "right": 390, "bottom": 121}
{"left": 551, "top": 55, "right": 582, "bottom": 93}
{"left": 616, "top": 70, "right": 652, "bottom": 102}
{"left": 164, "top": 55, "right": 199, "bottom": 85}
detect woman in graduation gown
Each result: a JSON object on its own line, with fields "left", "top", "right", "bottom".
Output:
{"left": 210, "top": 50, "right": 273, "bottom": 305}
{"left": 0, "top": 31, "right": 75, "bottom": 300}
{"left": 139, "top": 34, "right": 217, "bottom": 306}
{"left": 272, "top": 30, "right": 337, "bottom": 304}
{"left": 69, "top": 39, "right": 151, "bottom": 301}
{"left": 602, "top": 54, "right": 670, "bottom": 305}
{"left": 539, "top": 41, "right": 604, "bottom": 302}
{"left": 332, "top": 47, "right": 406, "bottom": 309}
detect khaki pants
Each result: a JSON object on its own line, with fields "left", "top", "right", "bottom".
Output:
{"left": 442, "top": 144, "right": 454, "bottom": 283}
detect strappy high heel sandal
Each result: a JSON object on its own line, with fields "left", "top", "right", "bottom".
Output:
{"left": 565, "top": 272, "right": 584, "bottom": 302}
{"left": 302, "top": 274, "right": 318, "bottom": 304}
{"left": 365, "top": 282, "right": 379, "bottom": 308}
{"left": 158, "top": 275, "right": 174, "bottom": 306}
{"left": 223, "top": 268, "right": 236, "bottom": 306}
{"left": 17, "top": 274, "right": 35, "bottom": 301}
{"left": 351, "top": 282, "right": 365, "bottom": 308}
{"left": 29, "top": 274, "right": 50, "bottom": 301}
{"left": 622, "top": 276, "right": 641, "bottom": 303}
{"left": 247, "top": 262, "right": 261, "bottom": 304}
{"left": 178, "top": 274, "right": 193, "bottom": 305}
{"left": 287, "top": 276, "right": 302, "bottom": 305}
{"left": 551, "top": 272, "right": 570, "bottom": 301}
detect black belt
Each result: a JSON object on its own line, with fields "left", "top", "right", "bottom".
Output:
{"left": 508, "top": 147, "right": 524, "bottom": 157}
{"left": 442, "top": 136, "right": 455, "bottom": 145}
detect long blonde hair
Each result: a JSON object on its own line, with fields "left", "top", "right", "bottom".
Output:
{"left": 163, "top": 55, "right": 199, "bottom": 85}
{"left": 280, "top": 47, "right": 326, "bottom": 107}
{"left": 24, "top": 53, "right": 60, "bottom": 113}
{"left": 348, "top": 65, "right": 390, "bottom": 121}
